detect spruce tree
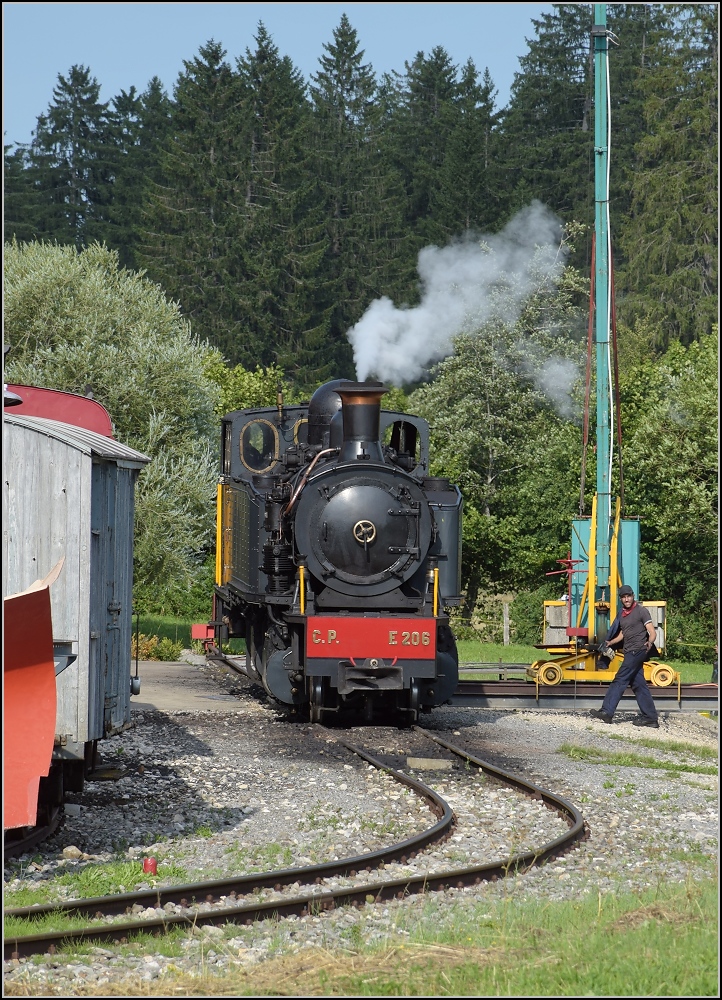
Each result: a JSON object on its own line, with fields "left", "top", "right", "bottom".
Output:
{"left": 233, "top": 24, "right": 329, "bottom": 384}
{"left": 500, "top": 4, "right": 668, "bottom": 270}
{"left": 500, "top": 4, "right": 594, "bottom": 229}
{"left": 3, "top": 144, "right": 43, "bottom": 242}
{"left": 137, "top": 41, "right": 241, "bottom": 358}
{"left": 429, "top": 62, "right": 504, "bottom": 239}
{"left": 27, "top": 65, "right": 115, "bottom": 248}
{"left": 385, "top": 46, "right": 461, "bottom": 244}
{"left": 309, "top": 14, "right": 407, "bottom": 376}
{"left": 108, "top": 78, "right": 173, "bottom": 269}
{"left": 618, "top": 3, "right": 718, "bottom": 346}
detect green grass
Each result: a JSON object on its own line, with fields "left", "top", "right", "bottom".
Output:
{"left": 559, "top": 742, "right": 718, "bottom": 776}
{"left": 1, "top": 885, "right": 52, "bottom": 909}
{"left": 606, "top": 735, "right": 718, "bottom": 759}
{"left": 3, "top": 858, "right": 188, "bottom": 917}
{"left": 456, "top": 641, "right": 716, "bottom": 683}
{"left": 223, "top": 842, "right": 294, "bottom": 871}
{"left": 131, "top": 615, "right": 246, "bottom": 654}
{"left": 14, "top": 880, "right": 715, "bottom": 997}
{"left": 456, "top": 641, "right": 540, "bottom": 664}
{"left": 132, "top": 615, "right": 194, "bottom": 648}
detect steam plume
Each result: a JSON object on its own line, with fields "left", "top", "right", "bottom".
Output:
{"left": 348, "top": 201, "right": 566, "bottom": 386}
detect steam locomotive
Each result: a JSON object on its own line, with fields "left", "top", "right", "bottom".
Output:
{"left": 212, "top": 380, "right": 462, "bottom": 722}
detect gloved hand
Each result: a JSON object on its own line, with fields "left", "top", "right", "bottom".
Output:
{"left": 599, "top": 643, "right": 615, "bottom": 660}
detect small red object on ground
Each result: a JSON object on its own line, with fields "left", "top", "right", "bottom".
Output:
{"left": 142, "top": 857, "right": 157, "bottom": 875}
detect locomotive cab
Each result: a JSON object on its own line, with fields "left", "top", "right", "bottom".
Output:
{"left": 213, "top": 379, "right": 462, "bottom": 723}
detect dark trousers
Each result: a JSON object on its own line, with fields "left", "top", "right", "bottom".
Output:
{"left": 601, "top": 647, "right": 658, "bottom": 720}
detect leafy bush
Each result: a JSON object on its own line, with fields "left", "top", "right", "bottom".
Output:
{"left": 131, "top": 633, "right": 161, "bottom": 660}
{"left": 133, "top": 553, "right": 215, "bottom": 619}
{"left": 130, "top": 632, "right": 183, "bottom": 661}
{"left": 155, "top": 637, "right": 184, "bottom": 661}
{"left": 665, "top": 600, "right": 717, "bottom": 662}
{"left": 4, "top": 240, "right": 221, "bottom": 602}
{"left": 510, "top": 583, "right": 559, "bottom": 645}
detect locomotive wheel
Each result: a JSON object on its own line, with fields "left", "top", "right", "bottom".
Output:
{"left": 309, "top": 678, "right": 325, "bottom": 723}
{"left": 540, "top": 663, "right": 563, "bottom": 686}
{"left": 396, "top": 680, "right": 420, "bottom": 729}
{"left": 408, "top": 680, "right": 420, "bottom": 721}
{"left": 650, "top": 663, "right": 675, "bottom": 688}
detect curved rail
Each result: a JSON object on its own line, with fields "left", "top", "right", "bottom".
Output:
{"left": 5, "top": 730, "right": 586, "bottom": 960}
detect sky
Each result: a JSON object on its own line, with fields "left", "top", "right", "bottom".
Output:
{"left": 2, "top": 1, "right": 553, "bottom": 148}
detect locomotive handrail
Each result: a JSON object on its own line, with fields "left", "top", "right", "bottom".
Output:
{"left": 283, "top": 448, "right": 338, "bottom": 517}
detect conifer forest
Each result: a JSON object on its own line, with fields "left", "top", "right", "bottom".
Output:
{"left": 3, "top": 4, "right": 718, "bottom": 654}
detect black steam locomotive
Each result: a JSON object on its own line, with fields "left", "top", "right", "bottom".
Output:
{"left": 212, "top": 380, "right": 462, "bottom": 722}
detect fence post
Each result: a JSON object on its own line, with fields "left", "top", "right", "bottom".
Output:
{"left": 503, "top": 601, "right": 510, "bottom": 646}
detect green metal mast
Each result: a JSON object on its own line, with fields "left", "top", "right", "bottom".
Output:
{"left": 593, "top": 2, "right": 612, "bottom": 641}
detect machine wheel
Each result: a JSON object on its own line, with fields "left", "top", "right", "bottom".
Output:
{"left": 540, "top": 662, "right": 563, "bottom": 686}
{"left": 650, "top": 663, "right": 675, "bottom": 688}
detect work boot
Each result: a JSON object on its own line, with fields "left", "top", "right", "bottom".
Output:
{"left": 632, "top": 716, "right": 659, "bottom": 728}
{"left": 589, "top": 709, "right": 613, "bottom": 724}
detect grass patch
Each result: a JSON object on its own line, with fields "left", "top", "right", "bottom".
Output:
{"left": 607, "top": 734, "right": 718, "bottom": 759}
{"left": 223, "top": 842, "right": 294, "bottom": 872}
{"left": 52, "top": 858, "right": 188, "bottom": 899}
{"left": 456, "top": 642, "right": 715, "bottom": 682}
{"left": 456, "top": 641, "right": 540, "bottom": 664}
{"left": 10, "top": 880, "right": 716, "bottom": 997}
{"left": 4, "top": 909, "right": 100, "bottom": 940}
{"left": 4, "top": 858, "right": 189, "bottom": 915}
{"left": 130, "top": 615, "right": 246, "bottom": 655}
{"left": 4, "top": 859, "right": 189, "bottom": 939}
{"left": 559, "top": 742, "right": 718, "bottom": 776}
{"left": 2, "top": 885, "right": 54, "bottom": 909}
{"left": 133, "top": 615, "right": 194, "bottom": 648}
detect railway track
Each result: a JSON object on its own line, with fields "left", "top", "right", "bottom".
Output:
{"left": 453, "top": 678, "right": 719, "bottom": 712}
{"left": 211, "top": 652, "right": 719, "bottom": 713}
{"left": 4, "top": 726, "right": 585, "bottom": 961}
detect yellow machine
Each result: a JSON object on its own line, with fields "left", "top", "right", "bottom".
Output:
{"left": 527, "top": 498, "right": 679, "bottom": 690}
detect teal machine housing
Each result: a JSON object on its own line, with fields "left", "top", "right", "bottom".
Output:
{"left": 570, "top": 517, "right": 640, "bottom": 632}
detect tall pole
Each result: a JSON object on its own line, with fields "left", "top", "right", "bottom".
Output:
{"left": 593, "top": 3, "right": 612, "bottom": 640}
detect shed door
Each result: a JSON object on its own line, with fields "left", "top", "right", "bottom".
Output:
{"left": 90, "top": 461, "right": 133, "bottom": 738}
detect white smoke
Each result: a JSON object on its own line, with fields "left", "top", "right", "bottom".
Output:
{"left": 518, "top": 350, "right": 581, "bottom": 421}
{"left": 348, "top": 201, "right": 566, "bottom": 386}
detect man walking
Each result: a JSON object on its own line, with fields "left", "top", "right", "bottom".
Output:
{"left": 590, "top": 585, "right": 660, "bottom": 728}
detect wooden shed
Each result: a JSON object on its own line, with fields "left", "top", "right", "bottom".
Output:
{"left": 3, "top": 414, "right": 150, "bottom": 749}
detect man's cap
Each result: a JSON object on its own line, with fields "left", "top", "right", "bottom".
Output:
{"left": 618, "top": 585, "right": 635, "bottom": 597}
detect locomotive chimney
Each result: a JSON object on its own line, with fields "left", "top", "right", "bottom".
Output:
{"left": 337, "top": 381, "right": 387, "bottom": 462}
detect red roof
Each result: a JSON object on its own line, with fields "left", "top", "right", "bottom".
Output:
{"left": 5, "top": 385, "right": 114, "bottom": 437}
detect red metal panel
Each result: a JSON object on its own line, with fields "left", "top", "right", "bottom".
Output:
{"left": 7, "top": 385, "right": 114, "bottom": 437}
{"left": 191, "top": 623, "right": 215, "bottom": 641}
{"left": 3, "top": 586, "right": 56, "bottom": 829}
{"left": 306, "top": 616, "right": 436, "bottom": 660}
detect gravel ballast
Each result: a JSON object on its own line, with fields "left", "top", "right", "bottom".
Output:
{"left": 4, "top": 660, "right": 718, "bottom": 993}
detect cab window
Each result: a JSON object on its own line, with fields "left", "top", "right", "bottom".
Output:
{"left": 240, "top": 419, "right": 279, "bottom": 472}
{"left": 383, "top": 420, "right": 420, "bottom": 468}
